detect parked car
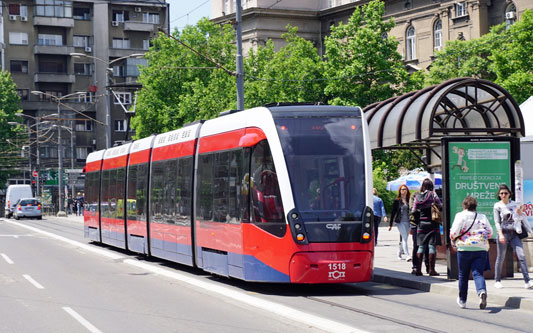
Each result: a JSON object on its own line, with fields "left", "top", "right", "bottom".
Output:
{"left": 4, "top": 185, "right": 33, "bottom": 218}
{"left": 13, "top": 198, "right": 42, "bottom": 220}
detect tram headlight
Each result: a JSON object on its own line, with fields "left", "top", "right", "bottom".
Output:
{"left": 365, "top": 223, "right": 370, "bottom": 228}
{"left": 291, "top": 212, "right": 298, "bottom": 219}
{"left": 295, "top": 223, "right": 301, "bottom": 230}
{"left": 296, "top": 233, "right": 305, "bottom": 241}
{"left": 366, "top": 212, "right": 372, "bottom": 218}
{"left": 362, "top": 232, "right": 370, "bottom": 240}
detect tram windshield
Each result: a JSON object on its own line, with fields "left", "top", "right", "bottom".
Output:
{"left": 275, "top": 116, "right": 366, "bottom": 222}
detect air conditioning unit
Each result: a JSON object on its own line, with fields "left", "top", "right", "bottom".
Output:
{"left": 505, "top": 12, "right": 516, "bottom": 20}
{"left": 9, "top": 15, "right": 17, "bottom": 21}
{"left": 111, "top": 21, "right": 119, "bottom": 27}
{"left": 85, "top": 46, "right": 92, "bottom": 52}
{"left": 135, "top": 7, "right": 142, "bottom": 13}
{"left": 20, "top": 16, "right": 28, "bottom": 22}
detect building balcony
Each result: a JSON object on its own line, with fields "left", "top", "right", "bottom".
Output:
{"left": 109, "top": 48, "right": 146, "bottom": 58}
{"left": 34, "top": 72, "right": 76, "bottom": 83}
{"left": 34, "top": 45, "right": 75, "bottom": 55}
{"left": 33, "top": 16, "right": 74, "bottom": 27}
{"left": 124, "top": 21, "right": 155, "bottom": 32}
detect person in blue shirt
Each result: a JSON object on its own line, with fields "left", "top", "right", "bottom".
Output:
{"left": 373, "top": 188, "right": 388, "bottom": 245}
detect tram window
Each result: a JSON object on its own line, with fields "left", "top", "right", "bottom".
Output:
{"left": 250, "top": 140, "right": 286, "bottom": 237}
{"left": 115, "top": 167, "right": 125, "bottom": 220}
{"left": 136, "top": 163, "right": 148, "bottom": 220}
{"left": 150, "top": 160, "right": 165, "bottom": 224}
{"left": 196, "top": 149, "right": 249, "bottom": 224}
{"left": 175, "top": 157, "right": 192, "bottom": 225}
{"left": 127, "top": 164, "right": 138, "bottom": 220}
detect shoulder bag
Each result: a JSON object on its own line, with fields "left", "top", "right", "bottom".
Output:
{"left": 451, "top": 213, "right": 477, "bottom": 249}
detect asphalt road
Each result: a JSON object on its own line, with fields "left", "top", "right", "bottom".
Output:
{"left": 1, "top": 216, "right": 533, "bottom": 333}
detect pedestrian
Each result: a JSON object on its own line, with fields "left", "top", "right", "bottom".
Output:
{"left": 76, "top": 192, "right": 85, "bottom": 216}
{"left": 389, "top": 184, "right": 411, "bottom": 261}
{"left": 409, "top": 190, "right": 429, "bottom": 275}
{"left": 373, "top": 188, "right": 388, "bottom": 245}
{"left": 412, "top": 178, "right": 442, "bottom": 276}
{"left": 450, "top": 196, "right": 493, "bottom": 309}
{"left": 493, "top": 184, "right": 533, "bottom": 289}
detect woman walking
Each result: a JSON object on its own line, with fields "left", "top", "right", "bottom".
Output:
{"left": 389, "top": 184, "right": 411, "bottom": 261}
{"left": 412, "top": 178, "right": 442, "bottom": 276}
{"left": 493, "top": 184, "right": 533, "bottom": 289}
{"left": 450, "top": 197, "right": 492, "bottom": 309}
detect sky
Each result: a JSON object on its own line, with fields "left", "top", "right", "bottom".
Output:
{"left": 166, "top": 0, "right": 212, "bottom": 32}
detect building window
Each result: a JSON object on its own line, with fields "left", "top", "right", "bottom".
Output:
{"left": 37, "top": 90, "right": 64, "bottom": 101}
{"left": 8, "top": 4, "right": 28, "bottom": 17}
{"left": 10, "top": 60, "right": 29, "bottom": 73}
{"left": 112, "top": 10, "right": 129, "bottom": 22}
{"left": 42, "top": 147, "right": 59, "bottom": 158}
{"left": 36, "top": 0, "right": 73, "bottom": 18}
{"left": 74, "top": 63, "right": 93, "bottom": 75}
{"left": 142, "top": 13, "right": 160, "bottom": 24}
{"left": 433, "top": 20, "right": 442, "bottom": 51}
{"left": 9, "top": 32, "right": 29, "bottom": 45}
{"left": 75, "top": 92, "right": 95, "bottom": 103}
{"left": 114, "top": 120, "right": 127, "bottom": 132}
{"left": 143, "top": 40, "right": 150, "bottom": 50}
{"left": 39, "top": 61, "right": 65, "bottom": 73}
{"left": 505, "top": 4, "right": 517, "bottom": 28}
{"left": 75, "top": 120, "right": 93, "bottom": 131}
{"left": 112, "top": 38, "right": 130, "bottom": 49}
{"left": 113, "top": 65, "right": 125, "bottom": 77}
{"left": 406, "top": 26, "right": 416, "bottom": 60}
{"left": 114, "top": 92, "right": 132, "bottom": 105}
{"left": 73, "top": 35, "right": 91, "bottom": 47}
{"left": 73, "top": 7, "right": 90, "bottom": 20}
{"left": 38, "top": 34, "right": 63, "bottom": 46}
{"left": 17, "top": 89, "right": 29, "bottom": 100}
{"left": 76, "top": 147, "right": 90, "bottom": 160}
{"left": 455, "top": 2, "right": 467, "bottom": 17}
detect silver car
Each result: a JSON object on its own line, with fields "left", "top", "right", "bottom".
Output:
{"left": 13, "top": 198, "right": 42, "bottom": 220}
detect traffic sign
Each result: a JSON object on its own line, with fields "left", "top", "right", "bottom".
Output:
{"left": 32, "top": 170, "right": 38, "bottom": 178}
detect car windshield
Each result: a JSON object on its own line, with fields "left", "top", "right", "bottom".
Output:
{"left": 274, "top": 115, "right": 366, "bottom": 222}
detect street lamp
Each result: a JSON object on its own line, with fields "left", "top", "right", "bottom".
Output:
{"left": 70, "top": 52, "right": 144, "bottom": 148}
{"left": 30, "top": 91, "right": 84, "bottom": 217}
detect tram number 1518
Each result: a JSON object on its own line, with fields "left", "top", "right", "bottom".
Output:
{"left": 328, "top": 263, "right": 347, "bottom": 280}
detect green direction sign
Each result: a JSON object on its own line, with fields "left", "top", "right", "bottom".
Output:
{"left": 447, "top": 141, "right": 511, "bottom": 238}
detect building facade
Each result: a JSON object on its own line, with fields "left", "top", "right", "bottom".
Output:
{"left": 211, "top": 0, "right": 531, "bottom": 70}
{"left": 1, "top": 0, "right": 168, "bottom": 188}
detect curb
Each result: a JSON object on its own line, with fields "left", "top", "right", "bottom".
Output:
{"left": 373, "top": 270, "right": 533, "bottom": 312}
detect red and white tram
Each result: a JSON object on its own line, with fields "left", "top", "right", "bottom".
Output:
{"left": 84, "top": 104, "right": 374, "bottom": 283}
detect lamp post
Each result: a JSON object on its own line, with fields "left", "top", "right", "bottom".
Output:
{"left": 70, "top": 52, "right": 144, "bottom": 148}
{"left": 30, "top": 91, "right": 83, "bottom": 216}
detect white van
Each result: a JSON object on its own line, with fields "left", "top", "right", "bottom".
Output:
{"left": 5, "top": 185, "right": 33, "bottom": 218}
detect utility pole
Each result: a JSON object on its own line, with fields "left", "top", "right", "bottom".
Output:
{"left": 235, "top": 0, "right": 244, "bottom": 110}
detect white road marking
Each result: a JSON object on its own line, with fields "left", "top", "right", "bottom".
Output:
{"left": 23, "top": 274, "right": 44, "bottom": 289}
{"left": 63, "top": 307, "right": 103, "bottom": 333}
{"left": 4, "top": 218, "right": 367, "bottom": 333}
{"left": 1, "top": 253, "right": 14, "bottom": 264}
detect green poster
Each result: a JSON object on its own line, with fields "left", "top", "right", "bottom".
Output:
{"left": 448, "top": 141, "right": 511, "bottom": 237}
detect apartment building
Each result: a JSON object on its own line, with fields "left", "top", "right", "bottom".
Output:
{"left": 211, "top": 0, "right": 531, "bottom": 70}
{"left": 2, "top": 0, "right": 168, "bottom": 181}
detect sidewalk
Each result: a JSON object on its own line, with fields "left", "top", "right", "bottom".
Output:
{"left": 373, "top": 225, "right": 533, "bottom": 312}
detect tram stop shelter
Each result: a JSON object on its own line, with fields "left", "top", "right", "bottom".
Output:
{"left": 362, "top": 77, "right": 526, "bottom": 279}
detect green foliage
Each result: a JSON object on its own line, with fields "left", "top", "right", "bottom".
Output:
{"left": 132, "top": 18, "right": 236, "bottom": 138}
{"left": 244, "top": 26, "right": 326, "bottom": 106}
{"left": 372, "top": 166, "right": 395, "bottom": 216}
{"left": 372, "top": 149, "right": 423, "bottom": 181}
{"left": 490, "top": 10, "right": 533, "bottom": 104}
{"left": 323, "top": 0, "right": 409, "bottom": 107}
{"left": 0, "top": 71, "right": 23, "bottom": 185}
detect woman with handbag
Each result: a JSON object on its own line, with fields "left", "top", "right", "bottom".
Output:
{"left": 412, "top": 178, "right": 442, "bottom": 276}
{"left": 450, "top": 196, "right": 493, "bottom": 309}
{"left": 493, "top": 184, "right": 533, "bottom": 289}
{"left": 389, "top": 184, "right": 411, "bottom": 261}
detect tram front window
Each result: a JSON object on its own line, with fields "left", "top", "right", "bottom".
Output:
{"left": 275, "top": 116, "right": 366, "bottom": 222}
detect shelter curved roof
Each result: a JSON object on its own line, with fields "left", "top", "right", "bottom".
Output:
{"left": 362, "top": 78, "right": 525, "bottom": 150}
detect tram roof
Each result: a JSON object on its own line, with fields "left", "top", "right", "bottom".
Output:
{"left": 362, "top": 78, "right": 525, "bottom": 151}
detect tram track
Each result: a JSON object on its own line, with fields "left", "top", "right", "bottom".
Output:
{"left": 306, "top": 296, "right": 446, "bottom": 333}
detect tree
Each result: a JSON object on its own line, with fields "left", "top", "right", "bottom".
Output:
{"left": 323, "top": 0, "right": 414, "bottom": 108}
{"left": 426, "top": 26, "right": 503, "bottom": 85}
{"left": 131, "top": 18, "right": 236, "bottom": 139}
{"left": 244, "top": 26, "right": 326, "bottom": 106}
{"left": 490, "top": 10, "right": 533, "bottom": 104}
{"left": 0, "top": 71, "right": 23, "bottom": 185}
